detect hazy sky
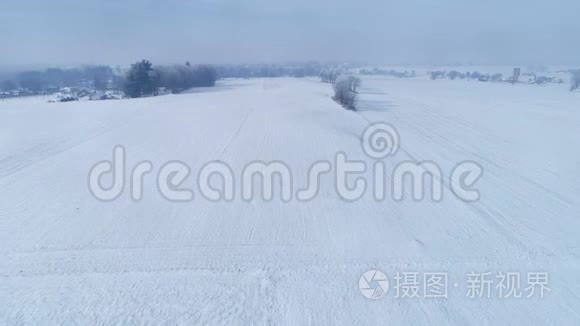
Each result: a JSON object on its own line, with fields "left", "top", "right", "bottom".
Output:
{"left": 2, "top": 0, "right": 579, "bottom": 66}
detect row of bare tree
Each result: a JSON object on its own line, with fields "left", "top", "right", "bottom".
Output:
{"left": 320, "top": 69, "right": 361, "bottom": 110}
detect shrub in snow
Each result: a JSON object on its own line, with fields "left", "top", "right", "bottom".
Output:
{"left": 59, "top": 96, "right": 77, "bottom": 102}
{"left": 491, "top": 73, "right": 503, "bottom": 82}
{"left": 447, "top": 71, "right": 460, "bottom": 80}
{"left": 477, "top": 74, "right": 490, "bottom": 82}
{"left": 346, "top": 76, "right": 361, "bottom": 93}
{"left": 470, "top": 72, "right": 482, "bottom": 80}
{"left": 320, "top": 69, "right": 341, "bottom": 83}
{"left": 360, "top": 69, "right": 415, "bottom": 78}
{"left": 430, "top": 71, "right": 445, "bottom": 80}
{"left": 333, "top": 76, "right": 358, "bottom": 110}
{"left": 534, "top": 75, "right": 552, "bottom": 85}
{"left": 570, "top": 70, "right": 580, "bottom": 91}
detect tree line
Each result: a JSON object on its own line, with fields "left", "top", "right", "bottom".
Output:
{"left": 123, "top": 60, "right": 218, "bottom": 98}
{"left": 216, "top": 63, "right": 323, "bottom": 79}
{"left": 320, "top": 68, "right": 361, "bottom": 110}
{"left": 0, "top": 66, "right": 121, "bottom": 92}
{"left": 0, "top": 61, "right": 219, "bottom": 99}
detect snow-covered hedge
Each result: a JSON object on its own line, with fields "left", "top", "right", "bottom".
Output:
{"left": 570, "top": 70, "right": 580, "bottom": 91}
{"left": 333, "top": 76, "right": 359, "bottom": 110}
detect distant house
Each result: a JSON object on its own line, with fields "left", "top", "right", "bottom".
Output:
{"left": 60, "top": 87, "right": 73, "bottom": 95}
{"left": 53, "top": 89, "right": 78, "bottom": 102}
{"left": 89, "top": 90, "right": 123, "bottom": 101}
{"left": 76, "top": 89, "right": 92, "bottom": 98}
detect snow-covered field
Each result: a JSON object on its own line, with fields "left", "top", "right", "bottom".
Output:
{"left": 0, "top": 77, "right": 579, "bottom": 324}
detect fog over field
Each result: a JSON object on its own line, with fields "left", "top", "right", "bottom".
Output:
{"left": 2, "top": 0, "right": 580, "bottom": 66}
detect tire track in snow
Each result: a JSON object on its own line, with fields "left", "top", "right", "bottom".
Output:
{"left": 356, "top": 106, "right": 536, "bottom": 258}
{"left": 216, "top": 107, "right": 255, "bottom": 158}
{"left": 0, "top": 103, "right": 159, "bottom": 180}
{"left": 388, "top": 108, "right": 573, "bottom": 206}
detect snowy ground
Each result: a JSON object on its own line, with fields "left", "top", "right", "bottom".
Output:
{"left": 0, "top": 77, "right": 579, "bottom": 324}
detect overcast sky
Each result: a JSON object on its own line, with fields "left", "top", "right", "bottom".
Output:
{"left": 2, "top": 0, "right": 579, "bottom": 66}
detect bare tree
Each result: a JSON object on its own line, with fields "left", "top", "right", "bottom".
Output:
{"left": 570, "top": 70, "right": 580, "bottom": 91}
{"left": 333, "top": 76, "right": 358, "bottom": 110}
{"left": 448, "top": 71, "right": 460, "bottom": 80}
{"left": 430, "top": 71, "right": 445, "bottom": 80}
{"left": 320, "top": 69, "right": 341, "bottom": 83}
{"left": 347, "top": 76, "right": 361, "bottom": 92}
{"left": 156, "top": 64, "right": 218, "bottom": 93}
